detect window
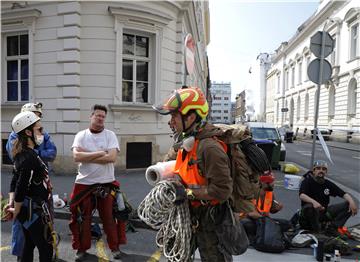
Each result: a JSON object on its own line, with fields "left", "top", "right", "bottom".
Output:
{"left": 298, "top": 61, "right": 302, "bottom": 85}
{"left": 285, "top": 69, "right": 289, "bottom": 90}
{"left": 224, "top": 110, "right": 228, "bottom": 113}
{"left": 347, "top": 78, "right": 357, "bottom": 116}
{"left": 5, "top": 34, "right": 29, "bottom": 102}
{"left": 350, "top": 23, "right": 359, "bottom": 60}
{"left": 328, "top": 85, "right": 335, "bottom": 118}
{"left": 224, "top": 97, "right": 229, "bottom": 100}
{"left": 277, "top": 73, "right": 281, "bottom": 94}
{"left": 330, "top": 37, "right": 336, "bottom": 65}
{"left": 305, "top": 56, "right": 311, "bottom": 81}
{"left": 296, "top": 96, "right": 301, "bottom": 121}
{"left": 304, "top": 93, "right": 309, "bottom": 120}
{"left": 122, "top": 33, "right": 150, "bottom": 103}
{"left": 291, "top": 66, "right": 295, "bottom": 88}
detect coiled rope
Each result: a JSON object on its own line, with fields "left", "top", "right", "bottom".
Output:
{"left": 137, "top": 180, "right": 192, "bottom": 262}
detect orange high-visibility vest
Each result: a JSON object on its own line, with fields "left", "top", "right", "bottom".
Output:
{"left": 252, "top": 191, "right": 273, "bottom": 216}
{"left": 174, "top": 138, "right": 227, "bottom": 207}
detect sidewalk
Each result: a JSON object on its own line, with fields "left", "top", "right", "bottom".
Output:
{"left": 296, "top": 137, "right": 360, "bottom": 152}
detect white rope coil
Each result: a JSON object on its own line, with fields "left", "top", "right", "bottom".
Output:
{"left": 137, "top": 180, "right": 192, "bottom": 262}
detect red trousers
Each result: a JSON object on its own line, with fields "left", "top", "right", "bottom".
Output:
{"left": 69, "top": 183, "right": 127, "bottom": 252}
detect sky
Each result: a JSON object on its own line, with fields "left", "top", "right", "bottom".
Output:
{"left": 207, "top": 0, "right": 319, "bottom": 101}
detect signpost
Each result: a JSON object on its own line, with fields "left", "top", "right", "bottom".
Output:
{"left": 308, "top": 30, "right": 334, "bottom": 168}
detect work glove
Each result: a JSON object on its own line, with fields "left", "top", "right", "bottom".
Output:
{"left": 173, "top": 182, "right": 187, "bottom": 205}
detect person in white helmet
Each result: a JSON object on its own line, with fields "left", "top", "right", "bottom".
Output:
{"left": 6, "top": 102, "right": 57, "bottom": 166}
{"left": 4, "top": 111, "right": 55, "bottom": 261}
{"left": 5, "top": 102, "right": 57, "bottom": 260}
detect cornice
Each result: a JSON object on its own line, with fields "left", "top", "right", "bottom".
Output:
{"left": 108, "top": 4, "right": 174, "bottom": 27}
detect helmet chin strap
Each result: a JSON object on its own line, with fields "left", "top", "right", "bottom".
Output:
{"left": 181, "top": 114, "right": 200, "bottom": 136}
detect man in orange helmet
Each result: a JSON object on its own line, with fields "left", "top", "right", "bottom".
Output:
{"left": 153, "top": 86, "right": 234, "bottom": 261}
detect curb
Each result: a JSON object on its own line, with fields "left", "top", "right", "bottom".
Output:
{"left": 295, "top": 138, "right": 360, "bottom": 153}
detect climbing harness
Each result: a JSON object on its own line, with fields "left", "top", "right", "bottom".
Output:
{"left": 138, "top": 180, "right": 192, "bottom": 262}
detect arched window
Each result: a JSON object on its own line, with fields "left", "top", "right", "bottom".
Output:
{"left": 284, "top": 100, "right": 288, "bottom": 121}
{"left": 304, "top": 93, "right": 309, "bottom": 120}
{"left": 297, "top": 96, "right": 301, "bottom": 121}
{"left": 328, "top": 84, "right": 335, "bottom": 118}
{"left": 348, "top": 78, "right": 357, "bottom": 116}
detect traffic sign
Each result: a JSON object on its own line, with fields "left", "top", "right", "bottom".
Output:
{"left": 307, "top": 58, "right": 332, "bottom": 85}
{"left": 281, "top": 108, "right": 289, "bottom": 112}
{"left": 310, "top": 31, "right": 334, "bottom": 58}
{"left": 184, "top": 33, "right": 195, "bottom": 75}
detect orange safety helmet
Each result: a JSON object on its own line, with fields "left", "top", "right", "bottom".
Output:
{"left": 153, "top": 87, "right": 209, "bottom": 120}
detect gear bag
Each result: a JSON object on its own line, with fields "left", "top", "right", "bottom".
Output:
{"left": 211, "top": 124, "right": 271, "bottom": 214}
{"left": 253, "top": 216, "right": 286, "bottom": 253}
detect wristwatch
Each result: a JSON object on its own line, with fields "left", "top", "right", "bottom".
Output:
{"left": 186, "top": 189, "right": 196, "bottom": 200}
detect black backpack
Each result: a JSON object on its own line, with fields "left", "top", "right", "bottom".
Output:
{"left": 253, "top": 216, "right": 286, "bottom": 253}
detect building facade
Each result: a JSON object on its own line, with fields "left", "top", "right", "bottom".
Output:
{"left": 209, "top": 81, "right": 232, "bottom": 124}
{"left": 266, "top": 0, "right": 359, "bottom": 143}
{"left": 234, "top": 90, "right": 246, "bottom": 123}
{"left": 1, "top": 1, "right": 210, "bottom": 173}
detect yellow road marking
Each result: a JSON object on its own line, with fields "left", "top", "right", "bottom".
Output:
{"left": 147, "top": 249, "right": 162, "bottom": 262}
{"left": 95, "top": 239, "right": 109, "bottom": 262}
{"left": 0, "top": 246, "right": 11, "bottom": 251}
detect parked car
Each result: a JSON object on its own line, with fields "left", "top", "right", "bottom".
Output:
{"left": 245, "top": 122, "right": 286, "bottom": 169}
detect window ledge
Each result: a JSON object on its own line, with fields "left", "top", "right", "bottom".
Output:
{"left": 109, "top": 103, "right": 154, "bottom": 112}
{"left": 1, "top": 103, "right": 23, "bottom": 110}
{"left": 347, "top": 56, "right": 360, "bottom": 63}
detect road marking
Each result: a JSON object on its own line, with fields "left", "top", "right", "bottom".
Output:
{"left": 95, "top": 239, "right": 109, "bottom": 262}
{"left": 353, "top": 156, "right": 360, "bottom": 160}
{"left": 147, "top": 249, "right": 162, "bottom": 262}
{"left": 296, "top": 151, "right": 312, "bottom": 156}
{"left": 0, "top": 246, "right": 11, "bottom": 252}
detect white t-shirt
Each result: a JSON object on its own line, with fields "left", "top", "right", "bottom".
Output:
{"left": 72, "top": 128, "right": 120, "bottom": 185}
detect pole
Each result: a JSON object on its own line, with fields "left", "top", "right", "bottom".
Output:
{"left": 310, "top": 30, "right": 327, "bottom": 169}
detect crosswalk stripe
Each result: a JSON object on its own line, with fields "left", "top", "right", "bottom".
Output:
{"left": 147, "top": 249, "right": 162, "bottom": 262}
{"left": 95, "top": 239, "right": 109, "bottom": 262}
{"left": 0, "top": 246, "right": 11, "bottom": 252}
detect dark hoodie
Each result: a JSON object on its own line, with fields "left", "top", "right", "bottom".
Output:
{"left": 196, "top": 123, "right": 233, "bottom": 202}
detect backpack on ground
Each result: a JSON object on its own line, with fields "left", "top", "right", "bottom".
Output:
{"left": 213, "top": 124, "right": 272, "bottom": 214}
{"left": 253, "top": 216, "right": 286, "bottom": 253}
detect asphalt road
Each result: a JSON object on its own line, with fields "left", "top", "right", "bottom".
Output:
{"left": 285, "top": 140, "right": 360, "bottom": 193}
{"left": 1, "top": 141, "right": 359, "bottom": 261}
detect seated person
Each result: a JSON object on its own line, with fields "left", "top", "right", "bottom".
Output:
{"left": 241, "top": 172, "right": 291, "bottom": 243}
{"left": 299, "top": 160, "right": 358, "bottom": 235}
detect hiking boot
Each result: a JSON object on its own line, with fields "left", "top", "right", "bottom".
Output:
{"left": 75, "top": 251, "right": 87, "bottom": 262}
{"left": 112, "top": 250, "right": 123, "bottom": 261}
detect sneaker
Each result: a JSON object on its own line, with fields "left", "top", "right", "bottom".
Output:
{"left": 112, "top": 250, "right": 122, "bottom": 261}
{"left": 75, "top": 251, "right": 87, "bottom": 262}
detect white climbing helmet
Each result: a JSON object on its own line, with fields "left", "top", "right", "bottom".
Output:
{"left": 12, "top": 111, "right": 40, "bottom": 134}
{"left": 21, "top": 102, "right": 43, "bottom": 116}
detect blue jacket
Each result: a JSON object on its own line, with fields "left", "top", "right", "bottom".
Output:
{"left": 6, "top": 131, "right": 57, "bottom": 164}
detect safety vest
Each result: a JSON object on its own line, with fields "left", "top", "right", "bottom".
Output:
{"left": 174, "top": 138, "right": 226, "bottom": 207}
{"left": 252, "top": 191, "right": 273, "bottom": 216}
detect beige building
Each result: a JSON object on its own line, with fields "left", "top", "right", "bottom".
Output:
{"left": 234, "top": 90, "right": 246, "bottom": 123}
{"left": 1, "top": 1, "right": 210, "bottom": 173}
{"left": 266, "top": 0, "right": 359, "bottom": 143}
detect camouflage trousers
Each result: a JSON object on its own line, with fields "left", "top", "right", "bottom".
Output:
{"left": 190, "top": 203, "right": 232, "bottom": 262}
